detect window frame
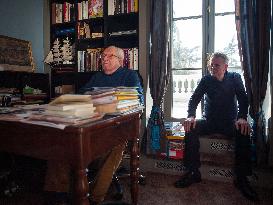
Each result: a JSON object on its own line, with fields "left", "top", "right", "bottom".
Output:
{"left": 164, "top": 0, "right": 237, "bottom": 121}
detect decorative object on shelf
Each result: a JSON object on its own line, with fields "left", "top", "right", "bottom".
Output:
{"left": 45, "top": 38, "right": 74, "bottom": 66}
{"left": 61, "top": 37, "right": 74, "bottom": 64}
{"left": 44, "top": 50, "right": 54, "bottom": 65}
{"left": 52, "top": 38, "right": 63, "bottom": 64}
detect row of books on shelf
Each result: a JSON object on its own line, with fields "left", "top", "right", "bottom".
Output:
{"left": 77, "top": 21, "right": 103, "bottom": 40}
{"left": 77, "top": 47, "right": 138, "bottom": 72}
{"left": 78, "top": 0, "right": 103, "bottom": 20}
{"left": 51, "top": 0, "right": 138, "bottom": 25}
{"left": 123, "top": 47, "right": 138, "bottom": 70}
{"left": 108, "top": 0, "right": 138, "bottom": 15}
{"left": 52, "top": 1, "right": 103, "bottom": 24}
{"left": 77, "top": 49, "right": 102, "bottom": 72}
{"left": 52, "top": 2, "right": 76, "bottom": 24}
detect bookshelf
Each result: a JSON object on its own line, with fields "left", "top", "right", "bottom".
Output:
{"left": 49, "top": 0, "right": 139, "bottom": 97}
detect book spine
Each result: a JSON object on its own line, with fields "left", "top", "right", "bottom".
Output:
{"left": 134, "top": 0, "right": 138, "bottom": 13}
{"left": 88, "top": 0, "right": 93, "bottom": 18}
{"left": 124, "top": 0, "right": 127, "bottom": 14}
{"left": 123, "top": 48, "right": 129, "bottom": 68}
{"left": 131, "top": 0, "right": 134, "bottom": 13}
{"left": 133, "top": 47, "right": 138, "bottom": 70}
{"left": 127, "top": 0, "right": 131, "bottom": 13}
{"left": 56, "top": 4, "right": 63, "bottom": 23}
{"left": 77, "top": 2, "right": 82, "bottom": 20}
{"left": 63, "top": 2, "right": 67, "bottom": 23}
{"left": 70, "top": 4, "right": 76, "bottom": 22}
{"left": 77, "top": 51, "right": 82, "bottom": 72}
{"left": 121, "top": 0, "right": 124, "bottom": 14}
{"left": 129, "top": 48, "right": 133, "bottom": 69}
{"left": 85, "top": 51, "right": 90, "bottom": 72}
{"left": 51, "top": 3, "right": 56, "bottom": 24}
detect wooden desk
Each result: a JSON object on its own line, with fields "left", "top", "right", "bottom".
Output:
{"left": 0, "top": 112, "right": 141, "bottom": 205}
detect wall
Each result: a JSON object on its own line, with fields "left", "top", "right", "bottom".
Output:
{"left": 0, "top": 0, "right": 45, "bottom": 73}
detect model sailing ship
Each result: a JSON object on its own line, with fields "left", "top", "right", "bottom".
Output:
{"left": 44, "top": 37, "right": 74, "bottom": 65}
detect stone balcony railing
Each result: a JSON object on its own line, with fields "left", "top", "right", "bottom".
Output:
{"left": 173, "top": 78, "right": 201, "bottom": 93}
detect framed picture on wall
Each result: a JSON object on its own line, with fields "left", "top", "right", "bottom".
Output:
{"left": 0, "top": 35, "right": 35, "bottom": 72}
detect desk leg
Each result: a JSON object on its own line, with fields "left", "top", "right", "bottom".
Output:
{"left": 130, "top": 137, "right": 139, "bottom": 205}
{"left": 73, "top": 168, "right": 90, "bottom": 205}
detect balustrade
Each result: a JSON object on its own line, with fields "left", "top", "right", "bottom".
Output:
{"left": 173, "top": 78, "right": 200, "bottom": 93}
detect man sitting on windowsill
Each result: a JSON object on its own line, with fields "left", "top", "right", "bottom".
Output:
{"left": 174, "top": 52, "right": 259, "bottom": 202}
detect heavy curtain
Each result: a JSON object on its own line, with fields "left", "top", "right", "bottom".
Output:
{"left": 146, "top": 0, "right": 172, "bottom": 154}
{"left": 235, "top": 0, "right": 271, "bottom": 165}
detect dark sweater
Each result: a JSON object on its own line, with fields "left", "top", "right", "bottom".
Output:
{"left": 79, "top": 67, "right": 144, "bottom": 104}
{"left": 188, "top": 71, "right": 248, "bottom": 121}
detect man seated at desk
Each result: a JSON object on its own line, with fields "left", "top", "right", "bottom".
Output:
{"left": 45, "top": 45, "right": 143, "bottom": 205}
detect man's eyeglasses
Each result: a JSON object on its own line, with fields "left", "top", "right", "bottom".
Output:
{"left": 210, "top": 63, "right": 224, "bottom": 69}
{"left": 100, "top": 54, "right": 120, "bottom": 60}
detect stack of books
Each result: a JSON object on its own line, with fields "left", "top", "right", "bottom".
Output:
{"left": 86, "top": 87, "right": 142, "bottom": 114}
{"left": 114, "top": 87, "right": 140, "bottom": 113}
{"left": 164, "top": 122, "right": 185, "bottom": 160}
{"left": 40, "top": 94, "right": 102, "bottom": 124}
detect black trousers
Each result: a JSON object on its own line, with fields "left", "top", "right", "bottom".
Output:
{"left": 184, "top": 119, "right": 252, "bottom": 177}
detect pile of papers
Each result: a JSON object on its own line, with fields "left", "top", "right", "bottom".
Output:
{"left": 46, "top": 94, "right": 95, "bottom": 117}
{"left": 86, "top": 87, "right": 143, "bottom": 114}
{"left": 34, "top": 94, "right": 103, "bottom": 124}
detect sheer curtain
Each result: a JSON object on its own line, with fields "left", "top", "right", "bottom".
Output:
{"left": 235, "top": 0, "right": 271, "bottom": 165}
{"left": 146, "top": 0, "right": 172, "bottom": 154}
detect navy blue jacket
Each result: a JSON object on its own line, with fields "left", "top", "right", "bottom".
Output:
{"left": 79, "top": 67, "right": 144, "bottom": 104}
{"left": 188, "top": 72, "right": 248, "bottom": 121}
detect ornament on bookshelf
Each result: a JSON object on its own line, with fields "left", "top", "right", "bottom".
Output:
{"left": 61, "top": 37, "right": 74, "bottom": 64}
{"left": 52, "top": 38, "right": 63, "bottom": 64}
{"left": 44, "top": 49, "right": 54, "bottom": 64}
{"left": 44, "top": 38, "right": 75, "bottom": 66}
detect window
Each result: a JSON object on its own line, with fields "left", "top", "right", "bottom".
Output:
{"left": 165, "top": 0, "right": 241, "bottom": 119}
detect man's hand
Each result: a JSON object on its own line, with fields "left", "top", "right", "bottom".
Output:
{"left": 183, "top": 117, "right": 196, "bottom": 133}
{"left": 235, "top": 118, "right": 251, "bottom": 136}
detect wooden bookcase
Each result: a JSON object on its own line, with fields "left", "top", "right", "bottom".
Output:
{"left": 49, "top": 0, "right": 139, "bottom": 97}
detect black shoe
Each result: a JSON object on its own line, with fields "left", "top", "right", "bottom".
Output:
{"left": 234, "top": 177, "right": 259, "bottom": 202}
{"left": 174, "top": 170, "right": 201, "bottom": 188}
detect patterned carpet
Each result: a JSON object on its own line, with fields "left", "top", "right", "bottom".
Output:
{"left": 0, "top": 155, "right": 272, "bottom": 205}
{"left": 118, "top": 172, "right": 273, "bottom": 205}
